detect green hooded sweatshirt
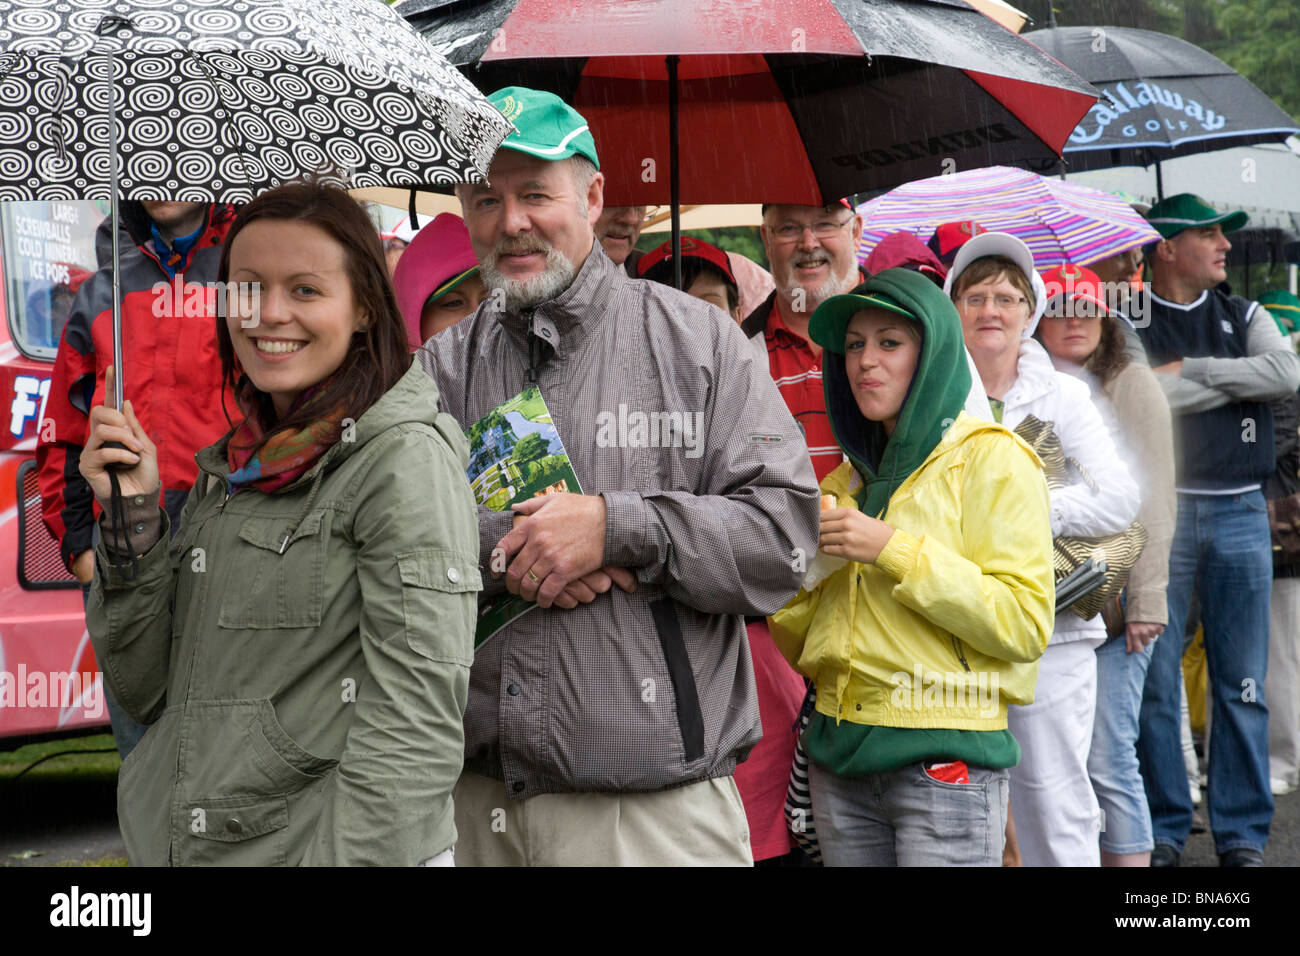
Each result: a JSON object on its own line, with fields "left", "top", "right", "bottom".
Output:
{"left": 803, "top": 268, "right": 1020, "bottom": 776}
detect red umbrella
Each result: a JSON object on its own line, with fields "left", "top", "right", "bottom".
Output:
{"left": 405, "top": 0, "right": 1098, "bottom": 284}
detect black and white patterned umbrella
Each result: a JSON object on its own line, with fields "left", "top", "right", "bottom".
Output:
{"left": 0, "top": 0, "right": 514, "bottom": 202}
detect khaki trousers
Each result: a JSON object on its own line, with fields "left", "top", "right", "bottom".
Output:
{"left": 452, "top": 772, "right": 753, "bottom": 866}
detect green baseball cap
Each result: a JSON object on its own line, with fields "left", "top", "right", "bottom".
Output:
{"left": 1146, "top": 193, "right": 1248, "bottom": 240}
{"left": 488, "top": 86, "right": 600, "bottom": 169}
{"left": 810, "top": 286, "right": 918, "bottom": 354}
{"left": 1258, "top": 289, "right": 1300, "bottom": 333}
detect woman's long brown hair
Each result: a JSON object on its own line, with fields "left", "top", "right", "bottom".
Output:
{"left": 216, "top": 180, "right": 411, "bottom": 458}
{"left": 1034, "top": 311, "right": 1131, "bottom": 388}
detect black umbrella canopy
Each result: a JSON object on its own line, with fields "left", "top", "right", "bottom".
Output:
{"left": 1025, "top": 25, "right": 1300, "bottom": 173}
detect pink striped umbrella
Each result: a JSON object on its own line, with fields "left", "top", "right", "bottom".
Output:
{"left": 855, "top": 166, "right": 1160, "bottom": 270}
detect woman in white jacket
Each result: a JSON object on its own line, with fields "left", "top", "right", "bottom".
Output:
{"left": 947, "top": 233, "right": 1140, "bottom": 867}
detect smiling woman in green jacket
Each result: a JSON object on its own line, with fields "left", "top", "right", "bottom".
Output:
{"left": 769, "top": 267, "right": 1055, "bottom": 867}
{"left": 80, "top": 182, "right": 480, "bottom": 866}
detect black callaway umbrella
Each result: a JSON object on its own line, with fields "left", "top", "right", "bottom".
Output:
{"left": 1025, "top": 26, "right": 1300, "bottom": 196}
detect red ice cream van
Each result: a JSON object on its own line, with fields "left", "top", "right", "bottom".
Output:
{"left": 0, "top": 199, "right": 110, "bottom": 741}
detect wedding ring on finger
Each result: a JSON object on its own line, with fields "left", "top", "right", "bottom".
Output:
{"left": 527, "top": 568, "right": 541, "bottom": 584}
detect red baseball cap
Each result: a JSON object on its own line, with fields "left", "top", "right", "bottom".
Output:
{"left": 862, "top": 231, "right": 947, "bottom": 285}
{"left": 637, "top": 236, "right": 737, "bottom": 286}
{"left": 928, "top": 220, "right": 989, "bottom": 267}
{"left": 1040, "top": 263, "right": 1113, "bottom": 315}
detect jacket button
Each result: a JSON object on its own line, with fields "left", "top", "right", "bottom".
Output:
{"left": 226, "top": 817, "right": 243, "bottom": 835}
{"left": 134, "top": 523, "right": 145, "bottom": 534}
{"left": 133, "top": 495, "right": 146, "bottom": 506}
{"left": 511, "top": 781, "right": 525, "bottom": 793}
{"left": 446, "top": 566, "right": 461, "bottom": 584}
{"left": 507, "top": 682, "right": 521, "bottom": 696}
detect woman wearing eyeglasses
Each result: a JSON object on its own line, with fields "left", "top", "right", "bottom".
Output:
{"left": 1034, "top": 264, "right": 1176, "bottom": 868}
{"left": 948, "top": 234, "right": 1140, "bottom": 867}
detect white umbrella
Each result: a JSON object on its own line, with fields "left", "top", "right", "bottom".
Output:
{"left": 0, "top": 0, "right": 513, "bottom": 407}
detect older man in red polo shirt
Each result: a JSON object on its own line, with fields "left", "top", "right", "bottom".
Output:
{"left": 741, "top": 200, "right": 866, "bottom": 482}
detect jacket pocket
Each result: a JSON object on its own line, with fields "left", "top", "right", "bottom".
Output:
{"left": 179, "top": 795, "right": 290, "bottom": 866}
{"left": 217, "top": 510, "right": 328, "bottom": 629}
{"left": 397, "top": 548, "right": 480, "bottom": 666}
{"left": 649, "top": 597, "right": 706, "bottom": 763}
{"left": 247, "top": 699, "right": 338, "bottom": 792}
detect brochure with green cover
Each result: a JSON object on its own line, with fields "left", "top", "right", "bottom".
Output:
{"left": 465, "top": 386, "right": 582, "bottom": 647}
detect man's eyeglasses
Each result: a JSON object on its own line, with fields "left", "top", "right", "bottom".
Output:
{"left": 770, "top": 217, "right": 855, "bottom": 243}
{"left": 959, "top": 293, "right": 1028, "bottom": 311}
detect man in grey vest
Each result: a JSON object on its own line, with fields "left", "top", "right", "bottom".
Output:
{"left": 1134, "top": 194, "right": 1300, "bottom": 867}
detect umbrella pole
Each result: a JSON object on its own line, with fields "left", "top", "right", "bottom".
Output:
{"left": 107, "top": 39, "right": 124, "bottom": 412}
{"left": 667, "top": 54, "right": 682, "bottom": 290}
{"left": 1154, "top": 160, "right": 1165, "bottom": 201}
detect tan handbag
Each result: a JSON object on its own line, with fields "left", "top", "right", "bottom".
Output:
{"left": 1014, "top": 415, "right": 1148, "bottom": 621}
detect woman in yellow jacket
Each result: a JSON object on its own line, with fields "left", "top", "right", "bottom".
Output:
{"left": 770, "top": 267, "right": 1056, "bottom": 866}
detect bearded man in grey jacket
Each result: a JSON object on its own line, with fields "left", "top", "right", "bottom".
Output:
{"left": 417, "top": 87, "right": 820, "bottom": 865}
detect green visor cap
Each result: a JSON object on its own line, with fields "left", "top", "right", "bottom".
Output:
{"left": 1146, "top": 193, "right": 1248, "bottom": 239}
{"left": 488, "top": 86, "right": 600, "bottom": 169}
{"left": 1258, "top": 289, "right": 1300, "bottom": 333}
{"left": 810, "top": 288, "right": 918, "bottom": 354}
{"left": 423, "top": 266, "right": 480, "bottom": 313}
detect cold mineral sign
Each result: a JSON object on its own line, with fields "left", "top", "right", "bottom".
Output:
{"left": 8, "top": 202, "right": 98, "bottom": 285}
{"left": 1, "top": 201, "right": 103, "bottom": 352}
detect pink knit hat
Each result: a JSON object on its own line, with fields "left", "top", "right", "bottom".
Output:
{"left": 391, "top": 213, "right": 480, "bottom": 347}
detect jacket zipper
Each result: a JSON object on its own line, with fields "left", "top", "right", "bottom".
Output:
{"left": 951, "top": 635, "right": 971, "bottom": 672}
{"left": 524, "top": 309, "right": 540, "bottom": 383}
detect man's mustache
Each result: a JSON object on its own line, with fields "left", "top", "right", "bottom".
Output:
{"left": 493, "top": 237, "right": 553, "bottom": 258}
{"left": 791, "top": 252, "right": 831, "bottom": 268}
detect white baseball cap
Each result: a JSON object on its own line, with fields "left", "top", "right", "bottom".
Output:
{"left": 380, "top": 215, "right": 422, "bottom": 245}
{"left": 943, "top": 231, "right": 1048, "bottom": 336}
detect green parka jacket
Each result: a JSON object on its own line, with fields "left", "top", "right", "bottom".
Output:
{"left": 87, "top": 360, "right": 481, "bottom": 865}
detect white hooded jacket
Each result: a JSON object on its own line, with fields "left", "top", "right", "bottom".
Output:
{"left": 998, "top": 336, "right": 1141, "bottom": 644}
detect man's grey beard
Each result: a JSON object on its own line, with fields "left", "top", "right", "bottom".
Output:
{"left": 480, "top": 240, "right": 578, "bottom": 313}
{"left": 778, "top": 252, "right": 858, "bottom": 314}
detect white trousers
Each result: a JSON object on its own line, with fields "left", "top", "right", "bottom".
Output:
{"left": 1007, "top": 640, "right": 1101, "bottom": 866}
{"left": 1268, "top": 577, "right": 1300, "bottom": 788}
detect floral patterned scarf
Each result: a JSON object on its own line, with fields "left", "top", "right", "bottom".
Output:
{"left": 226, "top": 380, "right": 345, "bottom": 494}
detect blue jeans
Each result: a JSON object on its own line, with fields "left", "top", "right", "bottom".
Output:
{"left": 1090, "top": 631, "right": 1154, "bottom": 854}
{"left": 1136, "top": 491, "right": 1274, "bottom": 855}
{"left": 807, "top": 759, "right": 1009, "bottom": 866}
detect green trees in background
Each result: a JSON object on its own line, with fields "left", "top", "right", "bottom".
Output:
{"left": 635, "top": 226, "right": 769, "bottom": 269}
{"left": 1043, "top": 0, "right": 1300, "bottom": 122}
{"left": 1213, "top": 0, "right": 1300, "bottom": 122}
